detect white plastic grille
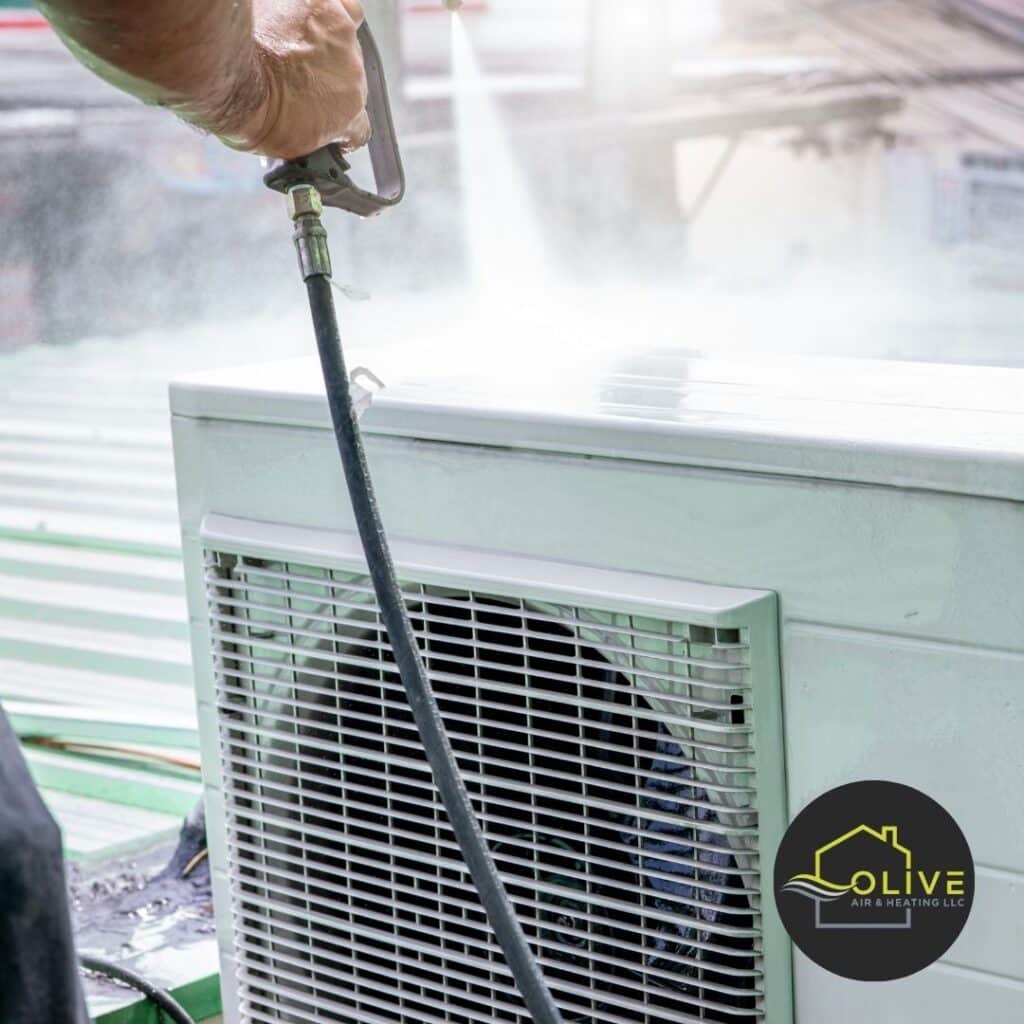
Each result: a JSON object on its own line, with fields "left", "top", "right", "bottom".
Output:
{"left": 205, "top": 552, "right": 765, "bottom": 1024}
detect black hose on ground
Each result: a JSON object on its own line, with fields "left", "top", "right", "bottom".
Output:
{"left": 305, "top": 272, "right": 564, "bottom": 1024}
{"left": 79, "top": 954, "right": 195, "bottom": 1024}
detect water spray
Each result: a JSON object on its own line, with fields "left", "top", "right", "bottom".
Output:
{"left": 262, "top": 15, "right": 565, "bottom": 1024}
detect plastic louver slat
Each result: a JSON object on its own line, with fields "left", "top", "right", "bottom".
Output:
{"left": 217, "top": 658, "right": 754, "bottom": 755}
{"left": 218, "top": 719, "right": 756, "bottom": 844}
{"left": 233, "top": 936, "right": 762, "bottom": 1023}
{"left": 231, "top": 905, "right": 762, "bottom": 1015}
{"left": 221, "top": 774, "right": 759, "bottom": 893}
{"left": 207, "top": 552, "right": 766, "bottom": 1024}
{"left": 229, "top": 853, "right": 762, "bottom": 983}
{"left": 227, "top": 836, "right": 764, "bottom": 968}
{"left": 209, "top": 568, "right": 750, "bottom": 663}
{"left": 213, "top": 644, "right": 751, "bottom": 746}
{"left": 222, "top": 761, "right": 761, "bottom": 880}
{"left": 223, "top": 803, "right": 757, "bottom": 936}
{"left": 217, "top": 684, "right": 757, "bottom": 790}
{"left": 206, "top": 592, "right": 750, "bottom": 686}
{"left": 224, "top": 780, "right": 754, "bottom": 882}
{"left": 210, "top": 630, "right": 749, "bottom": 725}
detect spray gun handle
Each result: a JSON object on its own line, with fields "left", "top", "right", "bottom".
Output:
{"left": 263, "top": 22, "right": 406, "bottom": 217}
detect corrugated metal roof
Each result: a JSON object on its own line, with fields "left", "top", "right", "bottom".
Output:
{"left": 0, "top": 354, "right": 192, "bottom": 854}
{"left": 0, "top": 317, "right": 282, "bottom": 852}
{"left": 0, "top": 312, "right": 315, "bottom": 858}
{"left": 0, "top": 339, "right": 205, "bottom": 1018}
{"left": 42, "top": 788, "right": 182, "bottom": 856}
{"left": 0, "top": 322, "right": 298, "bottom": 1021}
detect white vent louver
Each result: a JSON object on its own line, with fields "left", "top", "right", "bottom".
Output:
{"left": 204, "top": 542, "right": 786, "bottom": 1024}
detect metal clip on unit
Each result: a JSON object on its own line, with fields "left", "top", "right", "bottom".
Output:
{"left": 263, "top": 24, "right": 406, "bottom": 217}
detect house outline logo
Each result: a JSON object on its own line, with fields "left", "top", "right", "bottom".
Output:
{"left": 782, "top": 823, "right": 913, "bottom": 930}
{"left": 773, "top": 781, "right": 974, "bottom": 981}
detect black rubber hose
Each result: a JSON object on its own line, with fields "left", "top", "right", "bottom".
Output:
{"left": 79, "top": 954, "right": 195, "bottom": 1024}
{"left": 305, "top": 273, "right": 564, "bottom": 1024}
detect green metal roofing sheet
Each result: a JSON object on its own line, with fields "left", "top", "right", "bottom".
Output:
{"left": 0, "top": 324, "right": 304, "bottom": 1023}
{"left": 45, "top": 788, "right": 182, "bottom": 858}
{"left": 0, "top": 313, "right": 318, "bottom": 1022}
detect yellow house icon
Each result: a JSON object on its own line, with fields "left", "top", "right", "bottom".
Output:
{"left": 814, "top": 825, "right": 912, "bottom": 881}
{"left": 783, "top": 824, "right": 916, "bottom": 929}
{"left": 803, "top": 824, "right": 915, "bottom": 930}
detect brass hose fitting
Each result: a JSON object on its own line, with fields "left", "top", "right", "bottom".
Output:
{"left": 287, "top": 184, "right": 332, "bottom": 280}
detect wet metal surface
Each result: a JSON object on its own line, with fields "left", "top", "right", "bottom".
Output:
{"left": 70, "top": 839, "right": 217, "bottom": 1016}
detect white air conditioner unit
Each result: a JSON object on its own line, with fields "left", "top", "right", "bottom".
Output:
{"left": 172, "top": 348, "right": 1023, "bottom": 1024}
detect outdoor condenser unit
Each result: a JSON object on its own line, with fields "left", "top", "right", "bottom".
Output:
{"left": 172, "top": 346, "right": 1023, "bottom": 1024}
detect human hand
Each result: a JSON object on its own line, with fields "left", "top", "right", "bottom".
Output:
{"left": 234, "top": 0, "right": 371, "bottom": 158}
{"left": 40, "top": 0, "right": 372, "bottom": 160}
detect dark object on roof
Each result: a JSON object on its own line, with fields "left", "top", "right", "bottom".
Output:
{"left": 157, "top": 798, "right": 209, "bottom": 882}
{"left": 0, "top": 705, "right": 88, "bottom": 1024}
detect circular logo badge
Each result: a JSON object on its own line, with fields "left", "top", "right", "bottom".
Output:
{"left": 774, "top": 780, "right": 974, "bottom": 981}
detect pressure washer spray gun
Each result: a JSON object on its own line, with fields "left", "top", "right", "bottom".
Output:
{"left": 260, "top": 12, "right": 564, "bottom": 1024}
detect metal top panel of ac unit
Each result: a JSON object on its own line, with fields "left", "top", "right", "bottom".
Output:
{"left": 170, "top": 342, "right": 1024, "bottom": 502}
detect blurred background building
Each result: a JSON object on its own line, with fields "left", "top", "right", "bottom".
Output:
{"left": 1, "top": 0, "right": 1023, "bottom": 363}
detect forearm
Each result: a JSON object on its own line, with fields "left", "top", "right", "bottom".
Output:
{"left": 38, "top": 0, "right": 270, "bottom": 147}
{"left": 39, "top": 0, "right": 368, "bottom": 158}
